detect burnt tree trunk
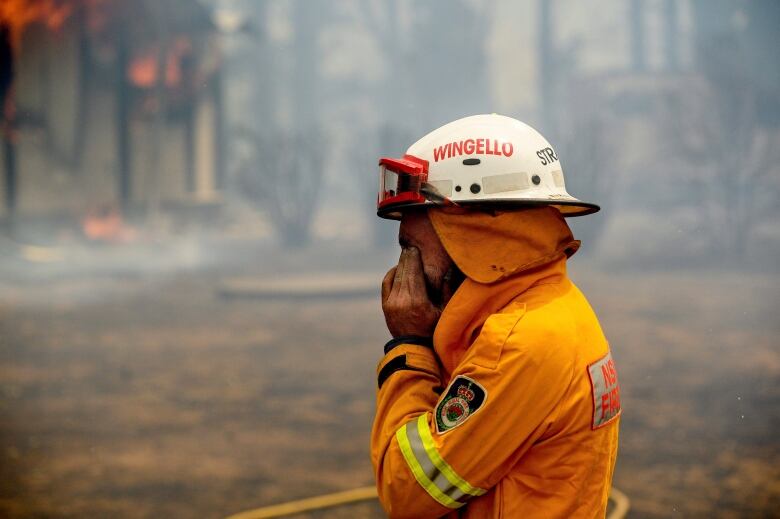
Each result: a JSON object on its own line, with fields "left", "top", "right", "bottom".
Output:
{"left": 73, "top": 3, "right": 91, "bottom": 170}
{"left": 115, "top": 27, "right": 131, "bottom": 211}
{"left": 1, "top": 21, "right": 17, "bottom": 229}
{"left": 663, "top": 0, "right": 680, "bottom": 71}
{"left": 212, "top": 70, "right": 225, "bottom": 191}
{"left": 630, "top": 0, "right": 646, "bottom": 72}
{"left": 538, "top": 0, "right": 557, "bottom": 137}
{"left": 181, "top": 49, "right": 196, "bottom": 194}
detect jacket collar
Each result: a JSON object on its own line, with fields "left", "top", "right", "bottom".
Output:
{"left": 429, "top": 207, "right": 578, "bottom": 377}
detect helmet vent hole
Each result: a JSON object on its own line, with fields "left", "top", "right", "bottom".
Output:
{"left": 532, "top": 175, "right": 541, "bottom": 185}
{"left": 463, "top": 158, "right": 481, "bottom": 166}
{"left": 470, "top": 183, "right": 481, "bottom": 194}
{"left": 455, "top": 185, "right": 462, "bottom": 192}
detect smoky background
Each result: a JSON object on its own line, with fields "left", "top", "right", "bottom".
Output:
{"left": 0, "top": 1, "right": 778, "bottom": 518}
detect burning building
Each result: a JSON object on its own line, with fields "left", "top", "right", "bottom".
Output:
{"left": 0, "top": 0, "right": 225, "bottom": 228}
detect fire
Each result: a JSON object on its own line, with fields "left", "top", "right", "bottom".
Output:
{"left": 129, "top": 37, "right": 193, "bottom": 89}
{"left": 82, "top": 203, "right": 137, "bottom": 243}
{"left": 0, "top": 0, "right": 73, "bottom": 48}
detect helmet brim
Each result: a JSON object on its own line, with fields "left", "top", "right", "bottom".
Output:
{"left": 377, "top": 199, "right": 601, "bottom": 220}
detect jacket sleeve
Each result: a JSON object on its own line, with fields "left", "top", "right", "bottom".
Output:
{"left": 370, "top": 305, "right": 575, "bottom": 518}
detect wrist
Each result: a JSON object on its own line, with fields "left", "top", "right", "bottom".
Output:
{"left": 384, "top": 335, "right": 433, "bottom": 354}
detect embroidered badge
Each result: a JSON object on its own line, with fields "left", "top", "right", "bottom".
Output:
{"left": 435, "top": 375, "right": 487, "bottom": 434}
{"left": 587, "top": 351, "right": 621, "bottom": 429}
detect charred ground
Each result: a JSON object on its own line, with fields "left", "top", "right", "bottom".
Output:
{"left": 0, "top": 246, "right": 777, "bottom": 518}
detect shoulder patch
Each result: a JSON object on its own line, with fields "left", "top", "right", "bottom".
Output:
{"left": 435, "top": 375, "right": 487, "bottom": 434}
{"left": 587, "top": 351, "right": 621, "bottom": 429}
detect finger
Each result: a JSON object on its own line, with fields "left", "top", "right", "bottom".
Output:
{"left": 401, "top": 247, "right": 428, "bottom": 299}
{"left": 381, "top": 266, "right": 397, "bottom": 303}
{"left": 393, "top": 248, "right": 408, "bottom": 289}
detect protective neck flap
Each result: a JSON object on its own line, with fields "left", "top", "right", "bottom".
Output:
{"left": 428, "top": 206, "right": 579, "bottom": 284}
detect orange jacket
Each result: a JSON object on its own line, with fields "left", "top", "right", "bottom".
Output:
{"left": 371, "top": 208, "right": 620, "bottom": 518}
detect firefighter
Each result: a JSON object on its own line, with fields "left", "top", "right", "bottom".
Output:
{"left": 371, "top": 114, "right": 620, "bottom": 518}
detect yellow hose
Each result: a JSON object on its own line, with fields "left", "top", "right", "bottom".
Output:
{"left": 226, "top": 485, "right": 630, "bottom": 519}
{"left": 225, "top": 486, "right": 378, "bottom": 519}
{"left": 608, "top": 486, "right": 631, "bottom": 519}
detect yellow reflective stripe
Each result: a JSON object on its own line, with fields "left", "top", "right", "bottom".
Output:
{"left": 416, "top": 414, "right": 487, "bottom": 497}
{"left": 395, "top": 423, "right": 464, "bottom": 509}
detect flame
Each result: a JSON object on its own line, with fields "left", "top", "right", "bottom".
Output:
{"left": 129, "top": 37, "right": 193, "bottom": 89}
{"left": 0, "top": 0, "right": 73, "bottom": 48}
{"left": 82, "top": 204, "right": 136, "bottom": 243}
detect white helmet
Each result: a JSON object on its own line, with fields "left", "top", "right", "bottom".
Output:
{"left": 377, "top": 114, "right": 599, "bottom": 219}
